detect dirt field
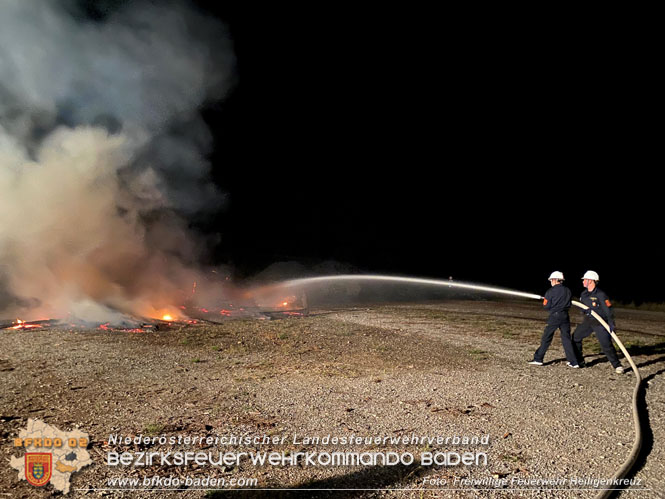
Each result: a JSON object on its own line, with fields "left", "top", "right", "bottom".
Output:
{"left": 2, "top": 299, "right": 665, "bottom": 498}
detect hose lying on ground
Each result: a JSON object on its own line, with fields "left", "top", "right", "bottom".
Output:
{"left": 570, "top": 300, "right": 643, "bottom": 499}
{"left": 276, "top": 275, "right": 643, "bottom": 496}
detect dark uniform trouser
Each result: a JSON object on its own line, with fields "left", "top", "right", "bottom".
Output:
{"left": 572, "top": 317, "right": 620, "bottom": 368}
{"left": 534, "top": 311, "right": 576, "bottom": 363}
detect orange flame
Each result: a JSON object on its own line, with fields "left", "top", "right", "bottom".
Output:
{"left": 11, "top": 319, "right": 41, "bottom": 330}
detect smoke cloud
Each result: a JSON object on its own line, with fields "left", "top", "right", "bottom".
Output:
{"left": 0, "top": 0, "right": 235, "bottom": 320}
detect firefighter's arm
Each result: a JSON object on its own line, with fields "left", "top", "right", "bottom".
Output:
{"left": 600, "top": 292, "right": 616, "bottom": 330}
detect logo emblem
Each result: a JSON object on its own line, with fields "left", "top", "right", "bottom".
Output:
{"left": 25, "top": 453, "right": 52, "bottom": 487}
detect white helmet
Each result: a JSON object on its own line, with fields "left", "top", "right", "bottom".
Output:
{"left": 548, "top": 271, "right": 564, "bottom": 281}
{"left": 582, "top": 270, "right": 599, "bottom": 281}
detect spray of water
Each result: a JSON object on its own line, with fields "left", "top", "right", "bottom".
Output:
{"left": 275, "top": 274, "right": 543, "bottom": 301}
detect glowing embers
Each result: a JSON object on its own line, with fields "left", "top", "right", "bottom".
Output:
{"left": 178, "top": 290, "right": 309, "bottom": 322}
{"left": 252, "top": 292, "right": 309, "bottom": 319}
{"left": 0, "top": 318, "right": 65, "bottom": 330}
{"left": 0, "top": 316, "right": 184, "bottom": 333}
{"left": 1, "top": 290, "right": 309, "bottom": 333}
{"left": 10, "top": 319, "right": 43, "bottom": 330}
{"left": 97, "top": 322, "right": 158, "bottom": 333}
{"left": 85, "top": 313, "right": 199, "bottom": 332}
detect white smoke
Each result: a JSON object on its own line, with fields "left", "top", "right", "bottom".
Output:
{"left": 0, "top": 0, "right": 235, "bottom": 320}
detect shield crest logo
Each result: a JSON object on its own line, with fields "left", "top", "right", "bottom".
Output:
{"left": 25, "top": 453, "right": 52, "bottom": 487}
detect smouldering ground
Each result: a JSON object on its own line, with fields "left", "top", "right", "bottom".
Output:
{"left": 2, "top": 299, "right": 665, "bottom": 498}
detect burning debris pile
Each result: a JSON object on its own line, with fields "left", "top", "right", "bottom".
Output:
{"left": 1, "top": 281, "right": 310, "bottom": 333}
{"left": 0, "top": 317, "right": 162, "bottom": 333}
{"left": 0, "top": 0, "right": 269, "bottom": 328}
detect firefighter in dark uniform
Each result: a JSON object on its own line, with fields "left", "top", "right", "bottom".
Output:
{"left": 572, "top": 271, "right": 624, "bottom": 373}
{"left": 529, "top": 271, "right": 576, "bottom": 366}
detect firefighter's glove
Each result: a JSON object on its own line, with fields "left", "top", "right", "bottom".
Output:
{"left": 584, "top": 308, "right": 593, "bottom": 317}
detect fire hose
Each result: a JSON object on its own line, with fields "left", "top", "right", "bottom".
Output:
{"left": 279, "top": 275, "right": 644, "bottom": 495}
{"left": 567, "top": 299, "right": 643, "bottom": 498}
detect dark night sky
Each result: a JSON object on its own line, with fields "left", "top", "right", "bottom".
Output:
{"left": 182, "top": 4, "right": 660, "bottom": 303}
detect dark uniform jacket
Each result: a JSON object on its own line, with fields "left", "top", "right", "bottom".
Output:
{"left": 580, "top": 287, "right": 615, "bottom": 328}
{"left": 543, "top": 284, "right": 571, "bottom": 314}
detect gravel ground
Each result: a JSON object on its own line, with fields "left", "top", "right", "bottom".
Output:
{"left": 1, "top": 299, "right": 664, "bottom": 498}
